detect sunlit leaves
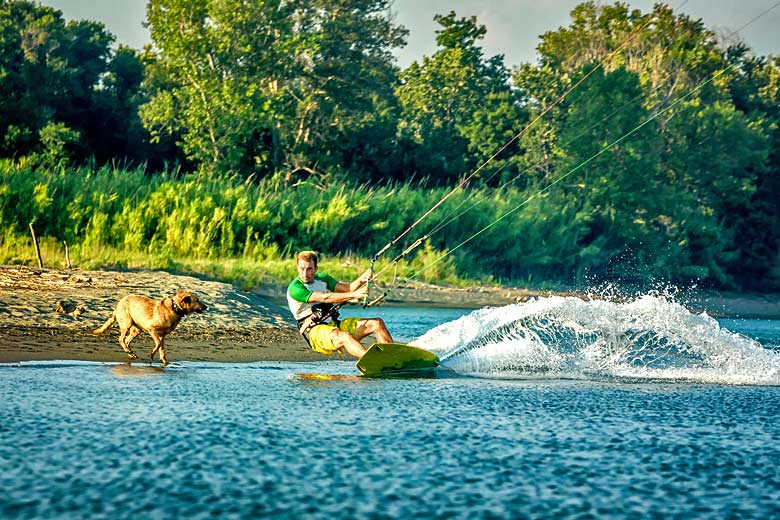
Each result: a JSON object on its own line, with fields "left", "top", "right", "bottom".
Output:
{"left": 142, "top": 0, "right": 406, "bottom": 177}
{"left": 396, "top": 12, "right": 522, "bottom": 184}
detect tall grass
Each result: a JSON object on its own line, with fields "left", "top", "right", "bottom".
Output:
{"left": 1, "top": 159, "right": 593, "bottom": 288}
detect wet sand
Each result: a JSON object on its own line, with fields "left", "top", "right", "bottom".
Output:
{"left": 1, "top": 265, "right": 778, "bottom": 364}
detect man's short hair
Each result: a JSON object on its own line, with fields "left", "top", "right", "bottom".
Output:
{"left": 297, "top": 250, "right": 319, "bottom": 267}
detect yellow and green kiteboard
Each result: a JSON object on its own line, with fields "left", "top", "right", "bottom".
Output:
{"left": 356, "top": 343, "right": 439, "bottom": 376}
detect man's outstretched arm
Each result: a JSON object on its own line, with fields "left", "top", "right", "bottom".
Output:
{"left": 308, "top": 284, "right": 368, "bottom": 304}
{"left": 335, "top": 269, "right": 373, "bottom": 293}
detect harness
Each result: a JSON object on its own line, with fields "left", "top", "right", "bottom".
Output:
{"left": 297, "top": 303, "right": 342, "bottom": 347}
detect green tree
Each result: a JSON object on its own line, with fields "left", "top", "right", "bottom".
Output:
{"left": 396, "top": 12, "right": 523, "bottom": 184}
{"left": 35, "top": 121, "right": 80, "bottom": 166}
{"left": 723, "top": 52, "right": 780, "bottom": 289}
{"left": 512, "top": 1, "right": 772, "bottom": 288}
{"left": 141, "top": 0, "right": 406, "bottom": 178}
{"left": 0, "top": 1, "right": 72, "bottom": 156}
{"left": 278, "top": 0, "right": 406, "bottom": 179}
{"left": 88, "top": 45, "right": 152, "bottom": 165}
{"left": 0, "top": 1, "right": 147, "bottom": 164}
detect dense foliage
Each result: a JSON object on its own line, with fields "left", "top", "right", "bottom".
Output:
{"left": 0, "top": 0, "right": 778, "bottom": 290}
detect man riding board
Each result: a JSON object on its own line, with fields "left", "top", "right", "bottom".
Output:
{"left": 287, "top": 250, "right": 394, "bottom": 359}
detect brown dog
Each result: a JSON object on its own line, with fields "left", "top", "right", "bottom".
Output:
{"left": 92, "top": 290, "right": 207, "bottom": 365}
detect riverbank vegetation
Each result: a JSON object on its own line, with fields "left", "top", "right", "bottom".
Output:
{"left": 1, "top": 1, "right": 778, "bottom": 291}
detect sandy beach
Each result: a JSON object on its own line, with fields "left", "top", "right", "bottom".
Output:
{"left": 1, "top": 265, "right": 779, "bottom": 365}
{"left": 0, "top": 266, "right": 314, "bottom": 364}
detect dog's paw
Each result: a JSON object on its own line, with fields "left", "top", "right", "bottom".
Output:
{"left": 127, "top": 352, "right": 139, "bottom": 360}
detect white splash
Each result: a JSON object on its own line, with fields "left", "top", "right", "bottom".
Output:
{"left": 410, "top": 295, "right": 780, "bottom": 385}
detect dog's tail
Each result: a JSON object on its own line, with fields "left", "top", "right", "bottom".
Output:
{"left": 92, "top": 313, "right": 116, "bottom": 335}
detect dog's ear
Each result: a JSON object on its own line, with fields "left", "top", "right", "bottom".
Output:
{"left": 182, "top": 295, "right": 192, "bottom": 304}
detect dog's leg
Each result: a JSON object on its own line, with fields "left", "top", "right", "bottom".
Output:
{"left": 119, "top": 325, "right": 140, "bottom": 360}
{"left": 158, "top": 339, "right": 168, "bottom": 366}
{"left": 149, "top": 343, "right": 160, "bottom": 362}
{"left": 150, "top": 331, "right": 169, "bottom": 365}
{"left": 125, "top": 326, "right": 142, "bottom": 360}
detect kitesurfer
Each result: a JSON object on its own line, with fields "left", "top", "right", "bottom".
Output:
{"left": 287, "top": 250, "right": 393, "bottom": 358}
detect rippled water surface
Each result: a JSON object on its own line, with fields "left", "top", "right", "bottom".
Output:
{"left": 2, "top": 296, "right": 780, "bottom": 519}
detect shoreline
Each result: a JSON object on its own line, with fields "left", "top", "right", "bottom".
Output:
{"left": 1, "top": 265, "right": 779, "bottom": 365}
{"left": 0, "top": 324, "right": 320, "bottom": 365}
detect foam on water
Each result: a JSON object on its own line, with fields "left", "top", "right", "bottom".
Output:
{"left": 411, "top": 294, "right": 780, "bottom": 385}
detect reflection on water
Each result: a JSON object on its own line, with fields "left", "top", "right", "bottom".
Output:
{"left": 293, "top": 373, "right": 365, "bottom": 385}
{"left": 109, "top": 363, "right": 167, "bottom": 378}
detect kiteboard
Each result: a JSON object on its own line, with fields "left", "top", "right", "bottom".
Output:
{"left": 356, "top": 343, "right": 439, "bottom": 376}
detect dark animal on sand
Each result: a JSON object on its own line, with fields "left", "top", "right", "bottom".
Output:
{"left": 92, "top": 291, "right": 206, "bottom": 365}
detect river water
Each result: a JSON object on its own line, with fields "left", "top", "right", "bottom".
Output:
{"left": 2, "top": 295, "right": 780, "bottom": 518}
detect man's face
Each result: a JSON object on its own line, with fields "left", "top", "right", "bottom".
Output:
{"left": 297, "top": 259, "right": 317, "bottom": 283}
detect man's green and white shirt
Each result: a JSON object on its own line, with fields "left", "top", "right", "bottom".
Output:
{"left": 286, "top": 273, "right": 339, "bottom": 320}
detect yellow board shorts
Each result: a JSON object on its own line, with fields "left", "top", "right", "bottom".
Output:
{"left": 307, "top": 317, "right": 359, "bottom": 355}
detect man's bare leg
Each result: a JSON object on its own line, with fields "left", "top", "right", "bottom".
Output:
{"left": 353, "top": 318, "right": 393, "bottom": 344}
{"left": 331, "top": 330, "right": 367, "bottom": 359}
